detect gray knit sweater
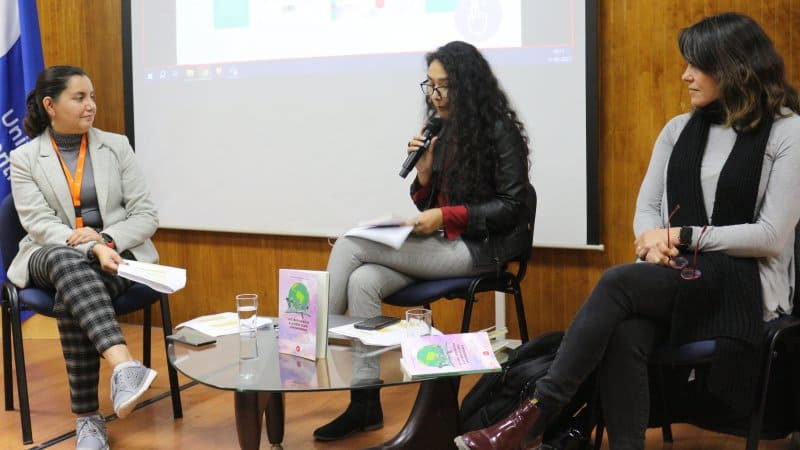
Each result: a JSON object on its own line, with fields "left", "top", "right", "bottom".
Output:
{"left": 634, "top": 109, "right": 800, "bottom": 320}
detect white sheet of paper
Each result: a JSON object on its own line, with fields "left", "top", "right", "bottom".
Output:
{"left": 328, "top": 320, "right": 442, "bottom": 347}
{"left": 176, "top": 312, "right": 273, "bottom": 337}
{"left": 343, "top": 225, "right": 413, "bottom": 250}
{"left": 117, "top": 259, "right": 187, "bottom": 294}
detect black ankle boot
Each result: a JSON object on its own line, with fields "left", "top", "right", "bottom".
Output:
{"left": 313, "top": 388, "right": 383, "bottom": 441}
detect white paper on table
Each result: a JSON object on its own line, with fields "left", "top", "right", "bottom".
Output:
{"left": 176, "top": 312, "right": 273, "bottom": 337}
{"left": 117, "top": 260, "right": 186, "bottom": 294}
{"left": 328, "top": 320, "right": 442, "bottom": 347}
{"left": 344, "top": 225, "right": 413, "bottom": 250}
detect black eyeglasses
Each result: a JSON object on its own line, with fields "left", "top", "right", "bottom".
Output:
{"left": 680, "top": 225, "right": 707, "bottom": 280}
{"left": 667, "top": 205, "right": 688, "bottom": 269}
{"left": 419, "top": 81, "right": 449, "bottom": 98}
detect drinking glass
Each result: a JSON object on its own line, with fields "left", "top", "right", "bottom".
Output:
{"left": 406, "top": 308, "right": 432, "bottom": 338}
{"left": 236, "top": 293, "right": 259, "bottom": 335}
{"left": 238, "top": 333, "right": 259, "bottom": 381}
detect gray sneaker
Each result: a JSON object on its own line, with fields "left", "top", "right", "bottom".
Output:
{"left": 76, "top": 414, "right": 109, "bottom": 450}
{"left": 110, "top": 361, "right": 157, "bottom": 419}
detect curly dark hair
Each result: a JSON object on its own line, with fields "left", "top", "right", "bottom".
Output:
{"left": 424, "top": 41, "right": 530, "bottom": 204}
{"left": 23, "top": 65, "right": 87, "bottom": 138}
{"left": 679, "top": 12, "right": 800, "bottom": 131}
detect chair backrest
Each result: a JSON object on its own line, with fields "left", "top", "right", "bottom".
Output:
{"left": 512, "top": 184, "right": 537, "bottom": 281}
{"left": 0, "top": 194, "right": 25, "bottom": 273}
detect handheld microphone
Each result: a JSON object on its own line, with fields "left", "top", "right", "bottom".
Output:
{"left": 399, "top": 117, "right": 443, "bottom": 178}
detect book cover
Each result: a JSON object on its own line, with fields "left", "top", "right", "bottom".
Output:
{"left": 400, "top": 331, "right": 501, "bottom": 380}
{"left": 278, "top": 269, "right": 329, "bottom": 360}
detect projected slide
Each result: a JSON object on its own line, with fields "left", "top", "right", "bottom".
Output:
{"left": 176, "top": 0, "right": 523, "bottom": 63}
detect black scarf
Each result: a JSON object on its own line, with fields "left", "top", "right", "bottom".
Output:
{"left": 665, "top": 100, "right": 774, "bottom": 413}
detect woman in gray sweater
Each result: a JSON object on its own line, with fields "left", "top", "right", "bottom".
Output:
{"left": 455, "top": 12, "right": 800, "bottom": 450}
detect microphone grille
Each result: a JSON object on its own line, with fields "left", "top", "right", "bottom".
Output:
{"left": 425, "top": 117, "right": 443, "bottom": 134}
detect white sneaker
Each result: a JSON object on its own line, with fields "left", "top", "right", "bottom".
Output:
{"left": 110, "top": 360, "right": 157, "bottom": 419}
{"left": 76, "top": 414, "right": 109, "bottom": 450}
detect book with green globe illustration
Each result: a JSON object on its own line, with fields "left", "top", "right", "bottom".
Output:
{"left": 400, "top": 331, "right": 501, "bottom": 380}
{"left": 278, "top": 269, "right": 329, "bottom": 360}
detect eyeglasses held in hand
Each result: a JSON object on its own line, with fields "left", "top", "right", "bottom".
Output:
{"left": 419, "top": 81, "right": 449, "bottom": 98}
{"left": 667, "top": 204, "right": 688, "bottom": 269}
{"left": 681, "top": 224, "right": 708, "bottom": 280}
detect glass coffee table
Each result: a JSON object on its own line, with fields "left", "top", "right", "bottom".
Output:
{"left": 168, "top": 316, "right": 463, "bottom": 450}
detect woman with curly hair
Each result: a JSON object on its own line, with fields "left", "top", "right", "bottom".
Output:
{"left": 455, "top": 12, "right": 800, "bottom": 450}
{"left": 315, "top": 41, "right": 536, "bottom": 442}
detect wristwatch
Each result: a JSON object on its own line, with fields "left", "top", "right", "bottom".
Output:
{"left": 101, "top": 233, "right": 116, "bottom": 250}
{"left": 86, "top": 241, "right": 98, "bottom": 262}
{"left": 679, "top": 226, "right": 693, "bottom": 249}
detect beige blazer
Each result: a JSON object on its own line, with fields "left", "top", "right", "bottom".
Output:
{"left": 8, "top": 127, "right": 159, "bottom": 287}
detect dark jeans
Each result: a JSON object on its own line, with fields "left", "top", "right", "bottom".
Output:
{"left": 535, "top": 262, "right": 684, "bottom": 450}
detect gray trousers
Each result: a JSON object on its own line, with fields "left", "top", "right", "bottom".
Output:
{"left": 28, "top": 245, "right": 129, "bottom": 414}
{"left": 327, "top": 234, "right": 487, "bottom": 318}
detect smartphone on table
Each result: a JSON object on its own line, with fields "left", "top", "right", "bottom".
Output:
{"left": 353, "top": 315, "right": 401, "bottom": 330}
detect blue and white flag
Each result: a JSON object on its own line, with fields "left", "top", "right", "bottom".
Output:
{"left": 0, "top": 0, "right": 43, "bottom": 280}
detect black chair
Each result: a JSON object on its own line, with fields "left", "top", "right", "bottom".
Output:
{"left": 0, "top": 194, "right": 183, "bottom": 444}
{"left": 594, "top": 224, "right": 800, "bottom": 450}
{"left": 383, "top": 189, "right": 536, "bottom": 342}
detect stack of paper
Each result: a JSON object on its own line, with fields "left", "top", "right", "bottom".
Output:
{"left": 328, "top": 320, "right": 442, "bottom": 347}
{"left": 176, "top": 312, "right": 272, "bottom": 337}
{"left": 344, "top": 215, "right": 413, "bottom": 250}
{"left": 117, "top": 260, "right": 186, "bottom": 294}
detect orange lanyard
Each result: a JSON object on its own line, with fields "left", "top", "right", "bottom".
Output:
{"left": 50, "top": 133, "right": 87, "bottom": 228}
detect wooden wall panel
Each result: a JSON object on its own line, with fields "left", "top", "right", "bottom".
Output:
{"left": 37, "top": 0, "right": 125, "bottom": 134}
{"left": 35, "top": 1, "right": 800, "bottom": 336}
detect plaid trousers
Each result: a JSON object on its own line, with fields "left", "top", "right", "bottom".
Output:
{"left": 28, "top": 245, "right": 129, "bottom": 414}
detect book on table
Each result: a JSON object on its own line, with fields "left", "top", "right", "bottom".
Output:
{"left": 400, "top": 331, "right": 502, "bottom": 380}
{"left": 278, "top": 268, "right": 330, "bottom": 360}
{"left": 117, "top": 259, "right": 186, "bottom": 294}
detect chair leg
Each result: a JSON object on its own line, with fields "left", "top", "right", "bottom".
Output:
{"left": 745, "top": 331, "right": 785, "bottom": 450}
{"left": 655, "top": 366, "right": 673, "bottom": 443}
{"left": 159, "top": 294, "right": 183, "bottom": 419}
{"left": 511, "top": 282, "right": 529, "bottom": 343}
{"left": 2, "top": 291, "right": 14, "bottom": 411}
{"left": 460, "top": 295, "right": 475, "bottom": 333}
{"left": 8, "top": 293, "right": 33, "bottom": 444}
{"left": 142, "top": 304, "right": 152, "bottom": 368}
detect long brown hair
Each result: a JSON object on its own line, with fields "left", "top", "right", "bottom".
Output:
{"left": 679, "top": 12, "right": 799, "bottom": 131}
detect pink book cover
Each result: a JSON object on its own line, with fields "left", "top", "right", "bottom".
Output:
{"left": 278, "top": 269, "right": 325, "bottom": 360}
{"left": 400, "top": 331, "right": 501, "bottom": 379}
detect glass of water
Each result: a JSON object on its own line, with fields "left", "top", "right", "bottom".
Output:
{"left": 406, "top": 308, "right": 432, "bottom": 338}
{"left": 236, "top": 293, "right": 259, "bottom": 335}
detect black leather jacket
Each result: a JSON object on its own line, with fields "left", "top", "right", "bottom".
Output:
{"left": 410, "top": 120, "right": 536, "bottom": 271}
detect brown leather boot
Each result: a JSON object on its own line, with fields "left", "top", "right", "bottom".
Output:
{"left": 453, "top": 400, "right": 545, "bottom": 450}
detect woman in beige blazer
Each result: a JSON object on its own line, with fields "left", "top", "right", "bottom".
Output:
{"left": 10, "top": 65, "right": 159, "bottom": 450}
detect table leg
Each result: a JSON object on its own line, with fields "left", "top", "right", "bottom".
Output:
{"left": 234, "top": 391, "right": 269, "bottom": 450}
{"left": 364, "top": 378, "right": 460, "bottom": 450}
{"left": 266, "top": 393, "right": 285, "bottom": 446}
{"left": 233, "top": 392, "right": 285, "bottom": 450}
